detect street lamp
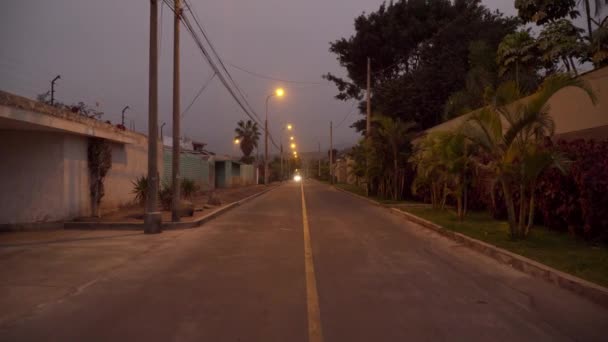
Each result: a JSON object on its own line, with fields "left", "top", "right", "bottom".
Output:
{"left": 287, "top": 124, "right": 293, "bottom": 130}
{"left": 290, "top": 136, "right": 294, "bottom": 141}
{"left": 290, "top": 143, "right": 296, "bottom": 149}
{"left": 264, "top": 88, "right": 285, "bottom": 185}
{"left": 121, "top": 105, "right": 130, "bottom": 126}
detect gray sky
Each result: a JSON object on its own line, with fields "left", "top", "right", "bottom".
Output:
{"left": 0, "top": 0, "right": 515, "bottom": 154}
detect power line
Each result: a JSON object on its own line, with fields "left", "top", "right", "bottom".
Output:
{"left": 162, "top": 0, "right": 280, "bottom": 150}
{"left": 181, "top": 72, "right": 216, "bottom": 118}
{"left": 228, "top": 62, "right": 330, "bottom": 85}
{"left": 335, "top": 101, "right": 358, "bottom": 129}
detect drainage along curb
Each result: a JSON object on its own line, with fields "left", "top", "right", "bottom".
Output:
{"left": 333, "top": 184, "right": 608, "bottom": 309}
{"left": 64, "top": 186, "right": 278, "bottom": 231}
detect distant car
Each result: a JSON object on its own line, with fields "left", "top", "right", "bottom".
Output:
{"left": 293, "top": 174, "right": 302, "bottom": 182}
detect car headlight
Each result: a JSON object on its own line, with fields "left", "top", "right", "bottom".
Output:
{"left": 294, "top": 175, "right": 302, "bottom": 182}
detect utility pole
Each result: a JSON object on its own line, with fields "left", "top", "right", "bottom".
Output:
{"left": 50, "top": 75, "right": 61, "bottom": 106}
{"left": 280, "top": 143, "right": 284, "bottom": 182}
{"left": 365, "top": 57, "right": 372, "bottom": 196}
{"left": 366, "top": 57, "right": 371, "bottom": 137}
{"left": 121, "top": 105, "right": 130, "bottom": 126}
{"left": 171, "top": 0, "right": 182, "bottom": 222}
{"left": 318, "top": 141, "right": 321, "bottom": 178}
{"left": 144, "top": 0, "right": 161, "bottom": 234}
{"left": 330, "top": 121, "right": 333, "bottom": 185}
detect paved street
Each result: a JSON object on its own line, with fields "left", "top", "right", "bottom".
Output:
{"left": 1, "top": 180, "right": 608, "bottom": 341}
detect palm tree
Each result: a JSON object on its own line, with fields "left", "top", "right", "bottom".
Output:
{"left": 497, "top": 30, "right": 539, "bottom": 91}
{"left": 411, "top": 130, "right": 474, "bottom": 219}
{"left": 234, "top": 120, "right": 261, "bottom": 164}
{"left": 537, "top": 19, "right": 586, "bottom": 75}
{"left": 463, "top": 74, "right": 596, "bottom": 239}
{"left": 374, "top": 116, "right": 416, "bottom": 200}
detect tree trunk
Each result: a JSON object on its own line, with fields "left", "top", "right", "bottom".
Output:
{"left": 518, "top": 183, "right": 526, "bottom": 238}
{"left": 393, "top": 151, "right": 399, "bottom": 201}
{"left": 526, "top": 183, "right": 536, "bottom": 237}
{"left": 583, "top": 0, "right": 594, "bottom": 40}
{"left": 562, "top": 57, "right": 572, "bottom": 73}
{"left": 501, "top": 179, "right": 518, "bottom": 239}
{"left": 568, "top": 56, "right": 578, "bottom": 76}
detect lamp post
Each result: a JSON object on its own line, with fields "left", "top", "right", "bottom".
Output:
{"left": 121, "top": 105, "right": 130, "bottom": 126}
{"left": 264, "top": 88, "right": 284, "bottom": 185}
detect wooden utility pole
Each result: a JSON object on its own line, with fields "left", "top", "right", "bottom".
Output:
{"left": 318, "top": 141, "right": 321, "bottom": 178}
{"left": 330, "top": 121, "right": 333, "bottom": 185}
{"left": 366, "top": 57, "right": 371, "bottom": 137}
{"left": 145, "top": 0, "right": 161, "bottom": 234}
{"left": 171, "top": 0, "right": 182, "bottom": 222}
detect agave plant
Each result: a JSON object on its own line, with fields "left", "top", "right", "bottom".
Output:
{"left": 463, "top": 74, "right": 596, "bottom": 239}
{"left": 131, "top": 176, "right": 148, "bottom": 206}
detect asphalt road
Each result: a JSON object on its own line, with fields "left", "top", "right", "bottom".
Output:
{"left": 2, "top": 180, "right": 608, "bottom": 341}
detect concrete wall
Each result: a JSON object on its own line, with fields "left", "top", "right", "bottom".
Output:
{"left": 0, "top": 129, "right": 160, "bottom": 225}
{"left": 103, "top": 134, "right": 160, "bottom": 211}
{"left": 162, "top": 149, "right": 214, "bottom": 191}
{"left": 422, "top": 66, "right": 608, "bottom": 141}
{"left": 0, "top": 130, "right": 97, "bottom": 223}
{"left": 240, "top": 164, "right": 255, "bottom": 186}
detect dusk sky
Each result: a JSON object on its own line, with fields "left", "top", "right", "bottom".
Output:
{"left": 0, "top": 1, "right": 517, "bottom": 154}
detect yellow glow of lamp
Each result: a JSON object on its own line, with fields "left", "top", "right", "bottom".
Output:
{"left": 287, "top": 124, "right": 293, "bottom": 130}
{"left": 276, "top": 88, "right": 285, "bottom": 97}
{"left": 290, "top": 143, "right": 296, "bottom": 149}
{"left": 290, "top": 136, "right": 294, "bottom": 141}
{"left": 234, "top": 139, "right": 240, "bottom": 145}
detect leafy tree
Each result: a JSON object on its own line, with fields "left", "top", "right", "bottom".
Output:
{"left": 590, "top": 16, "right": 608, "bottom": 66}
{"left": 444, "top": 40, "right": 499, "bottom": 120}
{"left": 496, "top": 30, "right": 543, "bottom": 92}
{"left": 234, "top": 120, "right": 260, "bottom": 164}
{"left": 514, "top": 0, "right": 579, "bottom": 24}
{"left": 515, "top": 0, "right": 607, "bottom": 40}
{"left": 463, "top": 74, "right": 596, "bottom": 239}
{"left": 325, "top": 0, "right": 518, "bottom": 132}
{"left": 537, "top": 19, "right": 587, "bottom": 74}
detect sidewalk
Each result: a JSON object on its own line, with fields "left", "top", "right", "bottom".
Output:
{"left": 0, "top": 229, "right": 184, "bottom": 327}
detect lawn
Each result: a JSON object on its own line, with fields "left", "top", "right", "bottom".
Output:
{"left": 402, "top": 207, "right": 608, "bottom": 288}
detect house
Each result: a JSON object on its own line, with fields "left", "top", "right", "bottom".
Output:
{"left": 162, "top": 137, "right": 216, "bottom": 191}
{"left": 213, "top": 156, "right": 256, "bottom": 188}
{"left": 0, "top": 91, "right": 162, "bottom": 229}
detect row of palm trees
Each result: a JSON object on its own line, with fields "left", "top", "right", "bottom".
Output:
{"left": 411, "top": 74, "right": 596, "bottom": 239}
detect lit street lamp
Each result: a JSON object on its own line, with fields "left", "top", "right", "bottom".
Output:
{"left": 264, "top": 88, "right": 284, "bottom": 185}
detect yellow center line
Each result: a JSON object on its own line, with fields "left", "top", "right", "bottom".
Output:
{"left": 301, "top": 181, "right": 324, "bottom": 342}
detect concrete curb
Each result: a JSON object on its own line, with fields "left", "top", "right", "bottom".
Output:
{"left": 333, "top": 185, "right": 608, "bottom": 309}
{"left": 64, "top": 185, "right": 279, "bottom": 231}
{"left": 332, "top": 185, "right": 383, "bottom": 207}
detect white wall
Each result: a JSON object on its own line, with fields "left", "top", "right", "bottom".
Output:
{"left": 0, "top": 130, "right": 161, "bottom": 224}
{"left": 0, "top": 130, "right": 68, "bottom": 224}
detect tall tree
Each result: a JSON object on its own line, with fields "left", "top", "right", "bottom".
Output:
{"left": 496, "top": 30, "right": 542, "bottom": 92}
{"left": 234, "top": 120, "right": 261, "bottom": 164}
{"left": 325, "top": 0, "right": 518, "bottom": 132}
{"left": 537, "top": 19, "right": 587, "bottom": 74}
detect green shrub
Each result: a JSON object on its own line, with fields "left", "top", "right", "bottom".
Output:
{"left": 159, "top": 184, "right": 173, "bottom": 211}
{"left": 181, "top": 178, "right": 198, "bottom": 198}
{"left": 131, "top": 176, "right": 148, "bottom": 206}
